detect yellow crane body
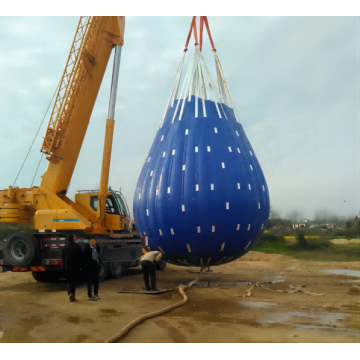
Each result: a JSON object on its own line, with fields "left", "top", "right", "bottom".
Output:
{"left": 0, "top": 16, "right": 128, "bottom": 235}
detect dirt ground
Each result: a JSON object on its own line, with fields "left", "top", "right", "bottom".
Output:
{"left": 330, "top": 239, "right": 360, "bottom": 245}
{"left": 0, "top": 251, "right": 359, "bottom": 343}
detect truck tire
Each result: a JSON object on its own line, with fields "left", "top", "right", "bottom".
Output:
{"left": 98, "top": 263, "right": 108, "bottom": 283}
{"left": 32, "top": 271, "right": 60, "bottom": 283}
{"left": 156, "top": 260, "right": 167, "bottom": 270}
{"left": 4, "top": 232, "right": 40, "bottom": 267}
{"left": 108, "top": 262, "right": 123, "bottom": 279}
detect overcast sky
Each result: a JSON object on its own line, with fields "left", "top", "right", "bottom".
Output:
{"left": 0, "top": 16, "right": 358, "bottom": 220}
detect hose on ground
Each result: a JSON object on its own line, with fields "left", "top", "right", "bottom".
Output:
{"left": 105, "top": 278, "right": 198, "bottom": 343}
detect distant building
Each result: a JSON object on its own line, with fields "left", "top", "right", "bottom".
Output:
{"left": 292, "top": 223, "right": 306, "bottom": 229}
{"left": 321, "top": 223, "right": 340, "bottom": 230}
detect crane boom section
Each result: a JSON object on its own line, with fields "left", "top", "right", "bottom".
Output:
{"left": 40, "top": 16, "right": 125, "bottom": 195}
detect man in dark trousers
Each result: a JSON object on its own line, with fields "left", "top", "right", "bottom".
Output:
{"left": 84, "top": 238, "right": 101, "bottom": 301}
{"left": 61, "top": 234, "right": 82, "bottom": 302}
{"left": 140, "top": 250, "right": 163, "bottom": 291}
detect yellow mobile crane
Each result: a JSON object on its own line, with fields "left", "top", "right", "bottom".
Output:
{"left": 0, "top": 16, "right": 156, "bottom": 282}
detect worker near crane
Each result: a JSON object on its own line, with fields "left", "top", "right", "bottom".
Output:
{"left": 140, "top": 250, "right": 163, "bottom": 291}
{"left": 84, "top": 238, "right": 102, "bottom": 301}
{"left": 61, "top": 234, "right": 82, "bottom": 302}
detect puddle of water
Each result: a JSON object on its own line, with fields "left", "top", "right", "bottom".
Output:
{"left": 261, "top": 311, "right": 348, "bottom": 331}
{"left": 0, "top": 318, "right": 45, "bottom": 343}
{"left": 268, "top": 276, "right": 285, "bottom": 283}
{"left": 325, "top": 269, "right": 360, "bottom": 278}
{"left": 240, "top": 301, "right": 276, "bottom": 309}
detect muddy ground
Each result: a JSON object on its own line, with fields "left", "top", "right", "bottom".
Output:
{"left": 0, "top": 251, "right": 359, "bottom": 343}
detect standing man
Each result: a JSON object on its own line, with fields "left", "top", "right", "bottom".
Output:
{"left": 84, "top": 238, "right": 101, "bottom": 301}
{"left": 140, "top": 250, "right": 163, "bottom": 291}
{"left": 61, "top": 234, "right": 82, "bottom": 302}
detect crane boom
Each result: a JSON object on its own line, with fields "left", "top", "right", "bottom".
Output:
{"left": 40, "top": 16, "right": 125, "bottom": 195}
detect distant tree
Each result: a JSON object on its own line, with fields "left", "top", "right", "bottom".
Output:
{"left": 313, "top": 209, "right": 339, "bottom": 224}
{"left": 269, "top": 207, "right": 281, "bottom": 220}
{"left": 286, "top": 209, "right": 304, "bottom": 223}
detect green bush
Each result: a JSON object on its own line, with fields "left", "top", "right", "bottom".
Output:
{"left": 259, "top": 232, "right": 285, "bottom": 243}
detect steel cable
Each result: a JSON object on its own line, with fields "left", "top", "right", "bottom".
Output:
{"left": 13, "top": 78, "right": 61, "bottom": 187}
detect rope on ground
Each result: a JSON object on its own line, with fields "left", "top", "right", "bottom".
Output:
{"left": 256, "top": 283, "right": 324, "bottom": 296}
{"left": 238, "top": 282, "right": 324, "bottom": 297}
{"left": 239, "top": 285, "right": 254, "bottom": 297}
{"left": 105, "top": 278, "right": 199, "bottom": 343}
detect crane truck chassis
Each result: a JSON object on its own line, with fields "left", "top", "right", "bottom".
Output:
{"left": 0, "top": 187, "right": 166, "bottom": 282}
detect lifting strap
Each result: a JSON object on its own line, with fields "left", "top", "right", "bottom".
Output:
{"left": 200, "top": 16, "right": 217, "bottom": 52}
{"left": 184, "top": 16, "right": 199, "bottom": 52}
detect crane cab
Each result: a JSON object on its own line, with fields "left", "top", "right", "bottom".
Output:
{"left": 75, "top": 187, "right": 131, "bottom": 232}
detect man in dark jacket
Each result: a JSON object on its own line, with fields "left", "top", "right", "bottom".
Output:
{"left": 83, "top": 238, "right": 101, "bottom": 301}
{"left": 61, "top": 234, "right": 82, "bottom": 302}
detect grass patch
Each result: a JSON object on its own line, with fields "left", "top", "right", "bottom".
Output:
{"left": 253, "top": 232, "right": 360, "bottom": 262}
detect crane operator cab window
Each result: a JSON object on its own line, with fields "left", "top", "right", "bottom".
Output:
{"left": 90, "top": 195, "right": 120, "bottom": 215}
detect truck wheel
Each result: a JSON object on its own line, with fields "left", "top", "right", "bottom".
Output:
{"left": 108, "top": 262, "right": 123, "bottom": 279}
{"left": 156, "top": 260, "right": 167, "bottom": 270}
{"left": 32, "top": 271, "right": 60, "bottom": 283}
{"left": 98, "top": 263, "right": 108, "bottom": 283}
{"left": 4, "top": 232, "right": 40, "bottom": 267}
